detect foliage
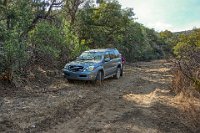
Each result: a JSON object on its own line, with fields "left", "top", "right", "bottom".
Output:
{"left": 172, "top": 29, "right": 200, "bottom": 94}
{"left": 159, "top": 30, "right": 177, "bottom": 57}
{"left": 174, "top": 29, "right": 200, "bottom": 56}
{"left": 30, "top": 21, "right": 63, "bottom": 59}
{"left": 0, "top": 0, "right": 34, "bottom": 80}
{"left": 76, "top": 0, "right": 164, "bottom": 61}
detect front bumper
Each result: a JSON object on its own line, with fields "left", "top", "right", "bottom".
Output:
{"left": 63, "top": 69, "right": 98, "bottom": 81}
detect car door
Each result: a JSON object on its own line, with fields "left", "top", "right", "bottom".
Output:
{"left": 103, "top": 51, "right": 112, "bottom": 76}
{"left": 109, "top": 50, "right": 117, "bottom": 75}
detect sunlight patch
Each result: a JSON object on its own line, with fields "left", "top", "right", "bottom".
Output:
{"left": 123, "top": 88, "right": 171, "bottom": 106}
{"left": 145, "top": 68, "right": 170, "bottom": 73}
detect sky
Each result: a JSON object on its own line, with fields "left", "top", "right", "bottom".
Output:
{"left": 118, "top": 0, "right": 200, "bottom": 32}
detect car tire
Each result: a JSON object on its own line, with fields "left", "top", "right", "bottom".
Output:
{"left": 95, "top": 71, "right": 103, "bottom": 86}
{"left": 114, "top": 67, "right": 121, "bottom": 79}
{"left": 120, "top": 66, "right": 123, "bottom": 76}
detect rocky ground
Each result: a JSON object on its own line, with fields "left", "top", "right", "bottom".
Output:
{"left": 0, "top": 60, "right": 200, "bottom": 133}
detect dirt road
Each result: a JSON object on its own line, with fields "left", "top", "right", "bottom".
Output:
{"left": 0, "top": 60, "right": 199, "bottom": 133}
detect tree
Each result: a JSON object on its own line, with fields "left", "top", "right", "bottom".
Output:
{"left": 159, "top": 30, "right": 176, "bottom": 56}
{"left": 62, "top": 0, "right": 86, "bottom": 26}
{"left": 76, "top": 0, "right": 134, "bottom": 47}
{"left": 173, "top": 29, "right": 200, "bottom": 93}
{"left": 0, "top": 0, "right": 63, "bottom": 81}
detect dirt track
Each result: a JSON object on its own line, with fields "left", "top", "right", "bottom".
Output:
{"left": 0, "top": 60, "right": 200, "bottom": 133}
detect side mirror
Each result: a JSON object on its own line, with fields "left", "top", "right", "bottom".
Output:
{"left": 104, "top": 58, "right": 110, "bottom": 62}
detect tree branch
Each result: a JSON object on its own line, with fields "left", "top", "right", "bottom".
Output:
{"left": 20, "top": 0, "right": 63, "bottom": 39}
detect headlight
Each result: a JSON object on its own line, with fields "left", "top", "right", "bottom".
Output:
{"left": 64, "top": 64, "right": 69, "bottom": 69}
{"left": 84, "top": 66, "right": 95, "bottom": 72}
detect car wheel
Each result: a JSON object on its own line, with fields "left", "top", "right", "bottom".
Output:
{"left": 95, "top": 71, "right": 103, "bottom": 86}
{"left": 114, "top": 67, "right": 121, "bottom": 79}
{"left": 120, "top": 66, "right": 123, "bottom": 76}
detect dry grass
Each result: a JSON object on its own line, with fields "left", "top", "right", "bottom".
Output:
{"left": 171, "top": 93, "right": 200, "bottom": 130}
{"left": 172, "top": 67, "right": 200, "bottom": 98}
{"left": 171, "top": 60, "right": 200, "bottom": 131}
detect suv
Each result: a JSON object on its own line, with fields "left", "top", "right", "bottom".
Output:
{"left": 63, "top": 48, "right": 123, "bottom": 84}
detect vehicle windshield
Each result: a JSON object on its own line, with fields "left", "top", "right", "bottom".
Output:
{"left": 77, "top": 52, "right": 103, "bottom": 61}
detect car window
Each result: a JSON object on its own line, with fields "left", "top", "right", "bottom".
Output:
{"left": 109, "top": 51, "right": 115, "bottom": 59}
{"left": 104, "top": 51, "right": 110, "bottom": 59}
{"left": 78, "top": 52, "right": 103, "bottom": 61}
{"left": 114, "top": 49, "right": 120, "bottom": 58}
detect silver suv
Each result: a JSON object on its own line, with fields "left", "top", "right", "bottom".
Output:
{"left": 63, "top": 48, "right": 123, "bottom": 84}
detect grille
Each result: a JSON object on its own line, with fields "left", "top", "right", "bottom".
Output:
{"left": 69, "top": 65, "right": 84, "bottom": 72}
